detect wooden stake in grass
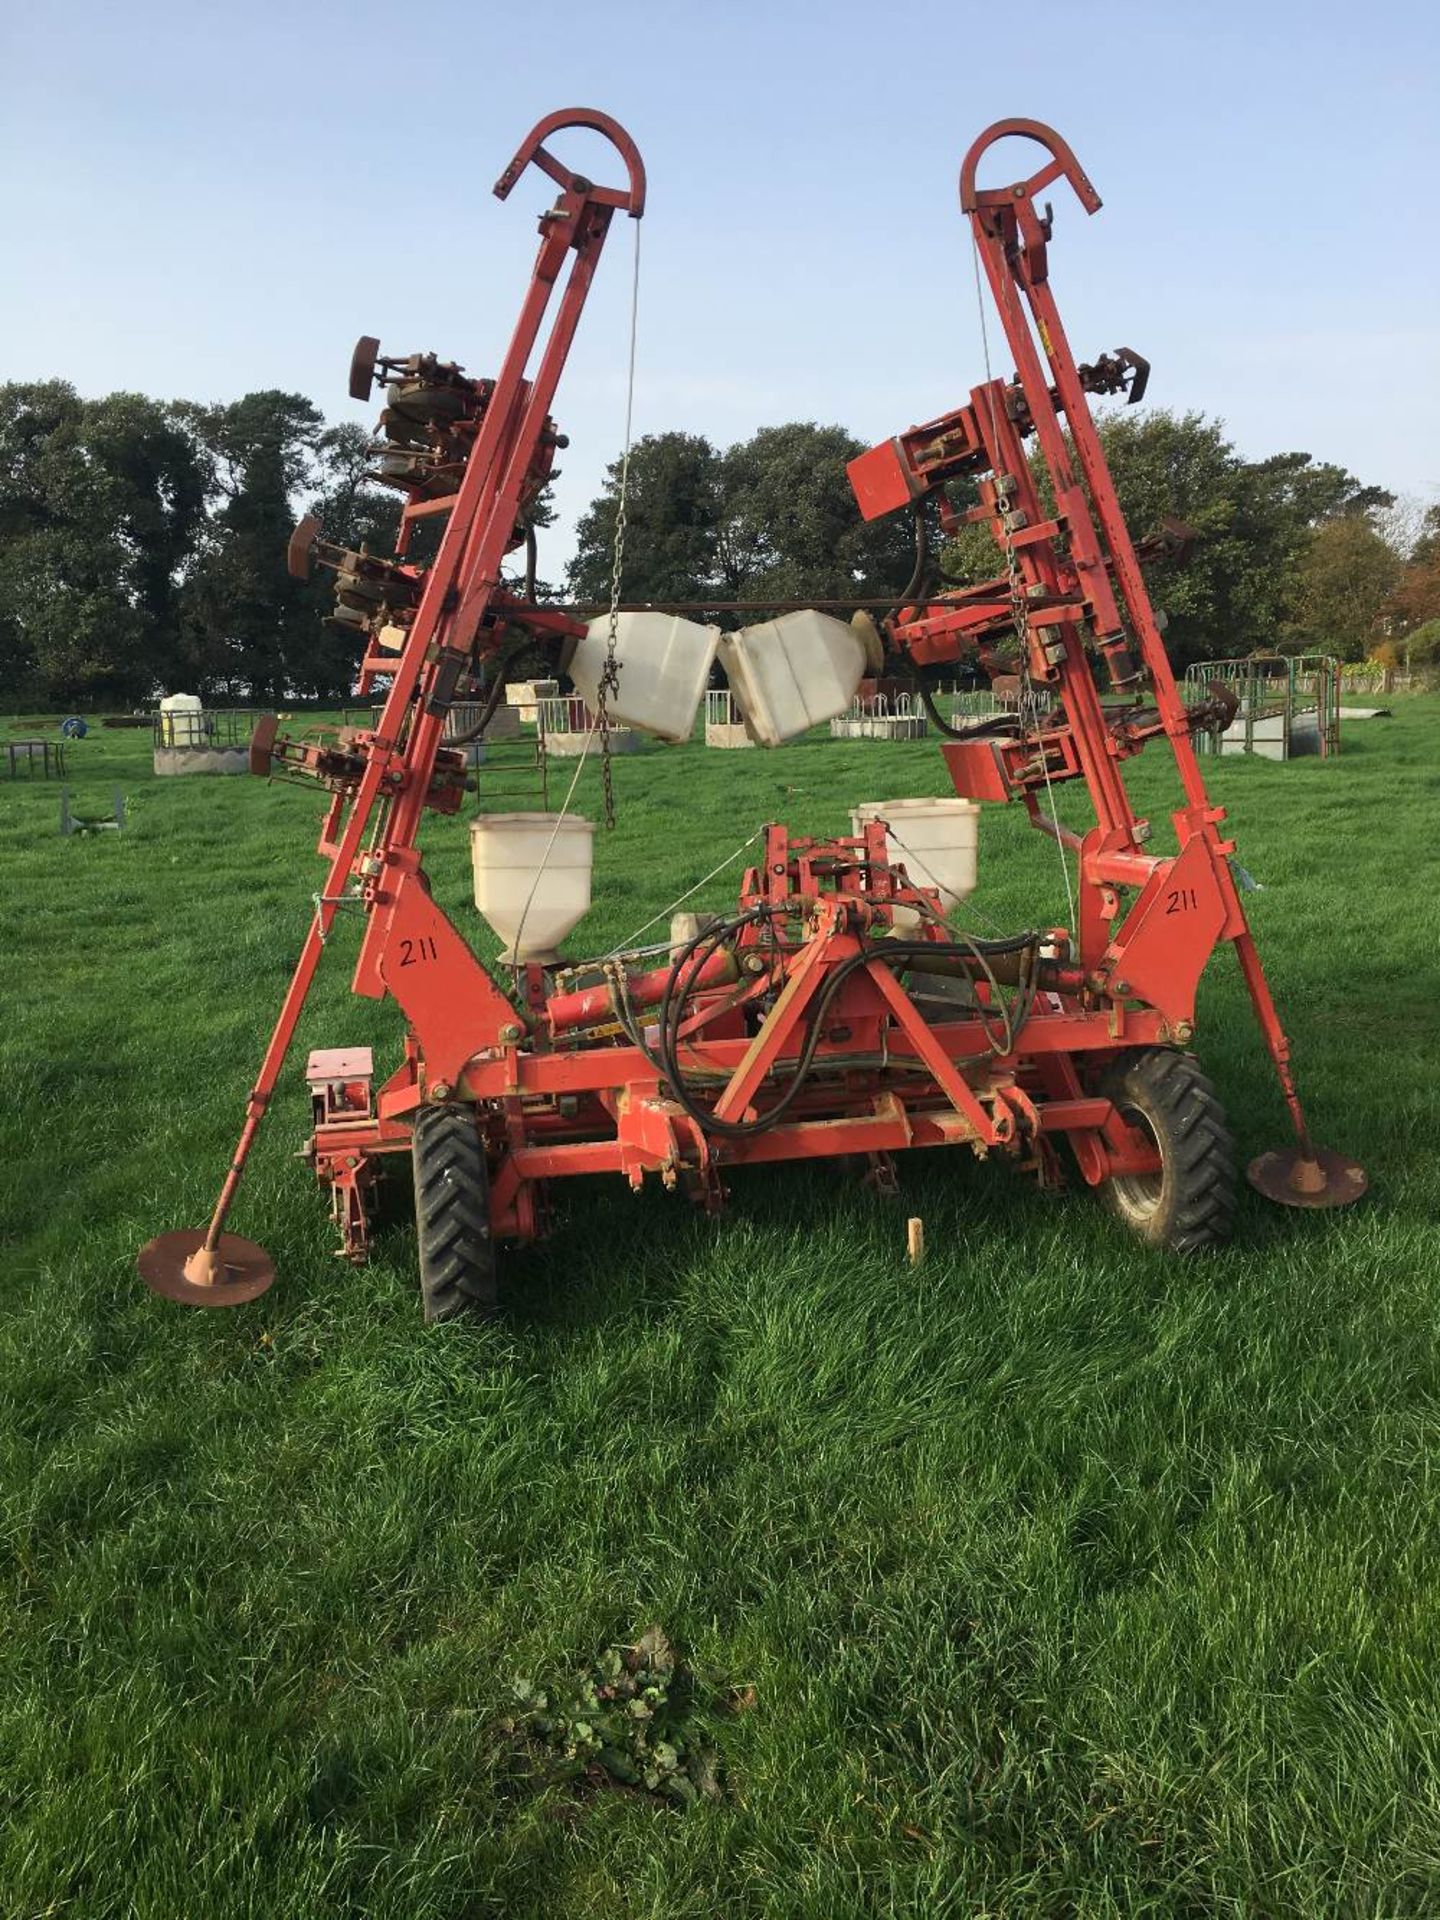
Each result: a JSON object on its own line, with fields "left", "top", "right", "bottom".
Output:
{"left": 907, "top": 1216, "right": 925, "bottom": 1265}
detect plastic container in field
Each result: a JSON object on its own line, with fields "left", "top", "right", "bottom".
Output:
{"left": 717, "top": 610, "right": 866, "bottom": 746}
{"left": 850, "top": 798, "right": 980, "bottom": 926}
{"left": 567, "top": 612, "right": 720, "bottom": 743}
{"left": 502, "top": 679, "right": 558, "bottom": 724}
{"left": 469, "top": 813, "right": 594, "bottom": 964}
{"left": 158, "top": 692, "right": 206, "bottom": 746}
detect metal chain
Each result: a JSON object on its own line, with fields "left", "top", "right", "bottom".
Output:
{"left": 996, "top": 454, "right": 1077, "bottom": 934}
{"left": 997, "top": 482, "right": 1032, "bottom": 664}
{"left": 970, "top": 232, "right": 1034, "bottom": 686}
{"left": 971, "top": 228, "right": 1078, "bottom": 935}
{"left": 597, "top": 219, "right": 642, "bottom": 830}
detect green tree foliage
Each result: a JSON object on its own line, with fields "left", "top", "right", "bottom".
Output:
{"left": 1094, "top": 413, "right": 1271, "bottom": 662}
{"left": 568, "top": 432, "right": 724, "bottom": 605}
{"left": 1414, "top": 503, "right": 1440, "bottom": 569}
{"left": 0, "top": 372, "right": 1425, "bottom": 703}
{"left": 175, "top": 391, "right": 328, "bottom": 703}
{"left": 310, "top": 422, "right": 400, "bottom": 557}
{"left": 937, "top": 409, "right": 1397, "bottom": 666}
{"left": 1385, "top": 504, "right": 1440, "bottom": 637}
{"left": 299, "top": 422, "right": 405, "bottom": 695}
{"left": 566, "top": 423, "right": 919, "bottom": 611}
{"left": 716, "top": 423, "right": 917, "bottom": 603}
{"left": 0, "top": 381, "right": 398, "bottom": 706}
{"left": 0, "top": 382, "right": 208, "bottom": 704}
{"left": 1246, "top": 448, "right": 1393, "bottom": 528}
{"left": 1287, "top": 513, "right": 1403, "bottom": 660}
{"left": 1401, "top": 617, "right": 1440, "bottom": 666}
{"left": 1081, "top": 416, "right": 1393, "bottom": 664}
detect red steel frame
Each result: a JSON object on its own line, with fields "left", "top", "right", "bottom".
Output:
{"left": 151, "top": 114, "right": 1348, "bottom": 1297}
{"left": 852, "top": 118, "right": 1315, "bottom": 1142}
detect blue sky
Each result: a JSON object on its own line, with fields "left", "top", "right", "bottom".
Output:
{"left": 4, "top": 0, "right": 1436, "bottom": 567}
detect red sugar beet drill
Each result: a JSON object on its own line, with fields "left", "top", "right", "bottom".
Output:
{"left": 138, "top": 112, "right": 1365, "bottom": 1319}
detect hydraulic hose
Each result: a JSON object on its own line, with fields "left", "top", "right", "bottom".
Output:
{"left": 912, "top": 672, "right": 987, "bottom": 740}
{"left": 883, "top": 502, "right": 1010, "bottom": 743}
{"left": 894, "top": 501, "right": 931, "bottom": 613}
{"left": 445, "top": 530, "right": 549, "bottom": 747}
{"left": 656, "top": 912, "right": 1042, "bottom": 1141}
{"left": 446, "top": 641, "right": 536, "bottom": 746}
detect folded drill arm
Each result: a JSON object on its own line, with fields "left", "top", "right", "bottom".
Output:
{"left": 843, "top": 117, "right": 1361, "bottom": 1207}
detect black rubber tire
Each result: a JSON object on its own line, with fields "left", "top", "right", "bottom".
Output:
{"left": 1099, "top": 1048, "right": 1236, "bottom": 1252}
{"left": 410, "top": 1105, "right": 497, "bottom": 1323}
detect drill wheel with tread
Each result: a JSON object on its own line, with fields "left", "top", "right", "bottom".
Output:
{"left": 1100, "top": 1047, "right": 1236, "bottom": 1252}
{"left": 411, "top": 1104, "right": 498, "bottom": 1322}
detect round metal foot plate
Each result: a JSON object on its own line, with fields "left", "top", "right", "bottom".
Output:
{"left": 137, "top": 1230, "right": 277, "bottom": 1307}
{"left": 1247, "top": 1147, "right": 1368, "bottom": 1211}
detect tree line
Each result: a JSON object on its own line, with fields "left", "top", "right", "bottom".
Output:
{"left": 570, "top": 418, "right": 1440, "bottom": 671}
{"left": 0, "top": 383, "right": 396, "bottom": 708}
{"left": 2, "top": 381, "right": 1437, "bottom": 708}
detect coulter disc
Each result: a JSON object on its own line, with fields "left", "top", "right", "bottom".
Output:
{"left": 137, "top": 1229, "right": 277, "bottom": 1307}
{"left": 349, "top": 334, "right": 381, "bottom": 401}
{"left": 286, "top": 513, "right": 322, "bottom": 580}
{"left": 1246, "top": 1146, "right": 1368, "bottom": 1211}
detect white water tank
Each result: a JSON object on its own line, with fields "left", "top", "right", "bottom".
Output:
{"left": 158, "top": 692, "right": 205, "bottom": 746}
{"left": 718, "top": 610, "right": 866, "bottom": 745}
{"left": 568, "top": 612, "right": 720, "bottom": 743}
{"left": 469, "top": 813, "right": 594, "bottom": 964}
{"left": 851, "top": 798, "right": 980, "bottom": 927}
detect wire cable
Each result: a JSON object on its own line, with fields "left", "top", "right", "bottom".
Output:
{"left": 504, "top": 219, "right": 644, "bottom": 962}
{"left": 596, "top": 219, "right": 643, "bottom": 829}
{"left": 601, "top": 827, "right": 765, "bottom": 957}
{"left": 505, "top": 713, "right": 599, "bottom": 974}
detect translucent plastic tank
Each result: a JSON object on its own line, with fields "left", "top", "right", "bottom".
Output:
{"left": 158, "top": 692, "right": 205, "bottom": 746}
{"left": 568, "top": 612, "right": 720, "bottom": 743}
{"left": 850, "top": 798, "right": 979, "bottom": 927}
{"left": 469, "top": 813, "right": 594, "bottom": 964}
{"left": 717, "top": 610, "right": 866, "bottom": 745}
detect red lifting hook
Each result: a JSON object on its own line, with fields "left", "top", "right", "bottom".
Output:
{"left": 959, "top": 117, "right": 1101, "bottom": 217}
{"left": 494, "top": 106, "right": 646, "bottom": 218}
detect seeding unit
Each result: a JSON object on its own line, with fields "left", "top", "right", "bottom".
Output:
{"left": 138, "top": 110, "right": 1365, "bottom": 1316}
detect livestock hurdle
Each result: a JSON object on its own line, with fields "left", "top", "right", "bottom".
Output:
{"left": 1185, "top": 655, "right": 1341, "bottom": 760}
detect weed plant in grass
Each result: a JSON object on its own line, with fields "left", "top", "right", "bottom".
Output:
{"left": 1, "top": 705, "right": 1439, "bottom": 1916}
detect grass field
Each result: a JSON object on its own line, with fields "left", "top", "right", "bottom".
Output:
{"left": 3, "top": 702, "right": 1440, "bottom": 1918}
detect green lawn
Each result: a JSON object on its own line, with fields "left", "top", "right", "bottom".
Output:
{"left": 3, "top": 703, "right": 1440, "bottom": 1918}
